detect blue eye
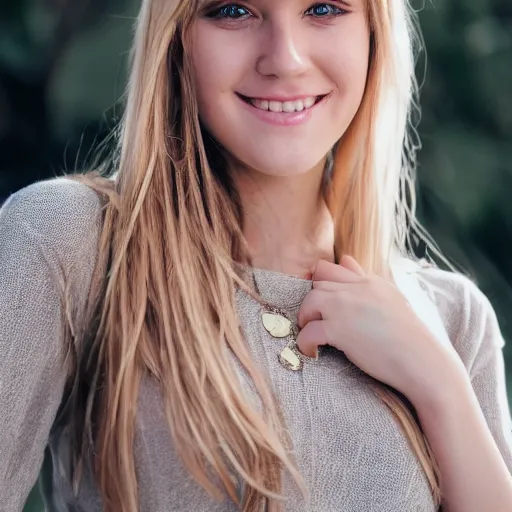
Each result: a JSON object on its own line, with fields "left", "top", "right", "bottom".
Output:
{"left": 306, "top": 3, "right": 346, "bottom": 17}
{"left": 207, "top": 4, "right": 251, "bottom": 19}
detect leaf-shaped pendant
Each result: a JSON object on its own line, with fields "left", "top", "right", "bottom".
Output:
{"left": 278, "top": 345, "right": 303, "bottom": 371}
{"left": 261, "top": 313, "right": 292, "bottom": 338}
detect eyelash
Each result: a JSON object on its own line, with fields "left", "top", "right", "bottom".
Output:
{"left": 205, "top": 3, "right": 347, "bottom": 21}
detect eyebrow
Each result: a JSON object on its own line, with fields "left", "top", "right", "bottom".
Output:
{"left": 200, "top": 0, "right": 354, "bottom": 6}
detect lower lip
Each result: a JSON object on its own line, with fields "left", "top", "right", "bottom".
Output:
{"left": 236, "top": 95, "right": 325, "bottom": 126}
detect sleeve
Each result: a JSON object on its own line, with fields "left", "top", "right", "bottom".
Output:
{"left": 0, "top": 179, "right": 102, "bottom": 510}
{"left": 467, "top": 288, "right": 512, "bottom": 472}
{"left": 417, "top": 266, "right": 512, "bottom": 472}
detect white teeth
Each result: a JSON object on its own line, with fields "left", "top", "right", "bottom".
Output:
{"left": 282, "top": 101, "right": 296, "bottom": 113}
{"left": 303, "top": 97, "right": 316, "bottom": 109}
{"left": 249, "top": 96, "right": 319, "bottom": 113}
{"left": 269, "top": 101, "right": 283, "bottom": 112}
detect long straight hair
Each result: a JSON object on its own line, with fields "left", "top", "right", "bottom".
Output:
{"left": 69, "top": 0, "right": 442, "bottom": 510}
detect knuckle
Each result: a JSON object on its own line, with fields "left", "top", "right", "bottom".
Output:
{"left": 334, "top": 289, "right": 345, "bottom": 304}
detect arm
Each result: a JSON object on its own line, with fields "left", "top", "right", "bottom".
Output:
{"left": 0, "top": 180, "right": 102, "bottom": 510}
{"left": 0, "top": 204, "right": 69, "bottom": 510}
{"left": 414, "top": 282, "right": 512, "bottom": 512}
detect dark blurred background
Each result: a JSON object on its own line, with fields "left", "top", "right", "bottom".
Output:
{"left": 0, "top": 0, "right": 511, "bottom": 510}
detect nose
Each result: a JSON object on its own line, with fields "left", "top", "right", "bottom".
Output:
{"left": 256, "top": 17, "right": 310, "bottom": 79}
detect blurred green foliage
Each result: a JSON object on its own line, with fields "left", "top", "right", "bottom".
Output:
{"left": 0, "top": 0, "right": 510, "bottom": 510}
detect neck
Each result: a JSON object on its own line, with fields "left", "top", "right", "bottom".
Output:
{"left": 233, "top": 160, "right": 335, "bottom": 279}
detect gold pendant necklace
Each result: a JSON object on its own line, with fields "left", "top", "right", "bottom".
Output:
{"left": 260, "top": 305, "right": 318, "bottom": 371}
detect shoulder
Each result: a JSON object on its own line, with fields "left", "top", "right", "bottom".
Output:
{"left": 1, "top": 176, "right": 104, "bottom": 239}
{"left": 1, "top": 177, "right": 106, "bottom": 319}
{"left": 0, "top": 177, "right": 109, "bottom": 344}
{"left": 1, "top": 177, "right": 104, "bottom": 266}
{"left": 410, "top": 261, "right": 504, "bottom": 373}
{"left": 413, "top": 263, "right": 493, "bottom": 330}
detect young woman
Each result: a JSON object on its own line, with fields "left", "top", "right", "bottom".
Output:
{"left": 1, "top": 0, "right": 511, "bottom": 511}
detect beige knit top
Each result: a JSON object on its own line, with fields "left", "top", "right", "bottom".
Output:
{"left": 1, "top": 178, "right": 511, "bottom": 512}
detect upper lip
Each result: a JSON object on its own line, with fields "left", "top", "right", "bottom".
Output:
{"left": 237, "top": 92, "right": 329, "bottom": 102}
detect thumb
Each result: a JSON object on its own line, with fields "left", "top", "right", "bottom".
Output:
{"left": 340, "top": 254, "right": 366, "bottom": 277}
{"left": 295, "top": 320, "right": 329, "bottom": 359}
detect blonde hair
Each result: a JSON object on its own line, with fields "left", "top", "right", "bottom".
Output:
{"left": 69, "top": 0, "right": 442, "bottom": 510}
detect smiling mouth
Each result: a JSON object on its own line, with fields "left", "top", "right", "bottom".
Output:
{"left": 236, "top": 93, "right": 328, "bottom": 113}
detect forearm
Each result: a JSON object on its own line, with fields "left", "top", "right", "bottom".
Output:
{"left": 414, "top": 370, "right": 512, "bottom": 512}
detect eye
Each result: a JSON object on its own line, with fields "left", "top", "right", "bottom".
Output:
{"left": 305, "top": 3, "right": 347, "bottom": 17}
{"left": 206, "top": 3, "right": 252, "bottom": 19}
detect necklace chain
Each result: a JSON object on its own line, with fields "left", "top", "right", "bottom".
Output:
{"left": 250, "top": 269, "right": 318, "bottom": 371}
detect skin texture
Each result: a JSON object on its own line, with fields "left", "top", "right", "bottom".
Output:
{"left": 191, "top": 0, "right": 370, "bottom": 177}
{"left": 190, "top": 0, "right": 369, "bottom": 275}
{"left": 296, "top": 256, "right": 512, "bottom": 511}
{"left": 296, "top": 256, "right": 462, "bottom": 397}
{"left": 189, "top": 2, "right": 512, "bottom": 510}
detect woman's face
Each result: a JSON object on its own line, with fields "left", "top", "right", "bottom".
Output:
{"left": 190, "top": 0, "right": 370, "bottom": 177}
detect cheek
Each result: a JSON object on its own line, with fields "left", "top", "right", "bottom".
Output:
{"left": 189, "top": 25, "right": 250, "bottom": 118}
{"left": 321, "top": 27, "right": 371, "bottom": 109}
{"left": 187, "top": 16, "right": 372, "bottom": 176}
{"left": 189, "top": 37, "right": 218, "bottom": 116}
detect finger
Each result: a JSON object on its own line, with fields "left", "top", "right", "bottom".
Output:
{"left": 312, "top": 259, "right": 361, "bottom": 284}
{"left": 295, "top": 320, "right": 329, "bottom": 359}
{"left": 297, "top": 289, "right": 329, "bottom": 328}
{"left": 340, "top": 255, "right": 366, "bottom": 277}
{"left": 312, "top": 280, "right": 344, "bottom": 292}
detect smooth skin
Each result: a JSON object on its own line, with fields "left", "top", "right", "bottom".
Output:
{"left": 191, "top": 0, "right": 369, "bottom": 275}
{"left": 190, "top": 1, "right": 512, "bottom": 510}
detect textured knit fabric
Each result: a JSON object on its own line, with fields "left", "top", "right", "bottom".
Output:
{"left": 1, "top": 178, "right": 512, "bottom": 512}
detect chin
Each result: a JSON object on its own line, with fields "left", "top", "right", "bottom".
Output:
{"left": 226, "top": 141, "right": 328, "bottom": 177}
{"left": 240, "top": 153, "right": 324, "bottom": 178}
